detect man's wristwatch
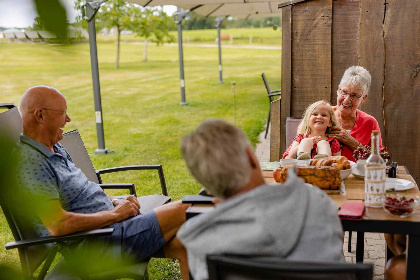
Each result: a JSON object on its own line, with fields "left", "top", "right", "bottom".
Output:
{"left": 112, "top": 198, "right": 119, "bottom": 205}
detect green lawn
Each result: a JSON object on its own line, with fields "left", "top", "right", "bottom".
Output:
{"left": 0, "top": 28, "right": 281, "bottom": 279}
{"left": 112, "top": 27, "right": 282, "bottom": 46}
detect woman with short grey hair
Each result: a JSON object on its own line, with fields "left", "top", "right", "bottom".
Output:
{"left": 328, "top": 66, "right": 383, "bottom": 161}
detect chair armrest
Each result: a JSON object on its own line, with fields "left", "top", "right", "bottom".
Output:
{"left": 268, "top": 93, "right": 281, "bottom": 97}
{"left": 99, "top": 183, "right": 136, "bottom": 196}
{"left": 271, "top": 89, "right": 281, "bottom": 94}
{"left": 96, "top": 165, "right": 168, "bottom": 196}
{"left": 5, "top": 228, "right": 114, "bottom": 250}
{"left": 0, "top": 103, "right": 15, "bottom": 109}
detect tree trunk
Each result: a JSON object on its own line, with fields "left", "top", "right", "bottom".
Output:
{"left": 143, "top": 38, "right": 148, "bottom": 62}
{"left": 115, "top": 25, "right": 120, "bottom": 69}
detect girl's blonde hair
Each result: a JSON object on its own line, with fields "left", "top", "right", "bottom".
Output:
{"left": 297, "top": 100, "right": 341, "bottom": 136}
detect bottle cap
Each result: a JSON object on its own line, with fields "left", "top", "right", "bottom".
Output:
{"left": 372, "top": 130, "right": 379, "bottom": 136}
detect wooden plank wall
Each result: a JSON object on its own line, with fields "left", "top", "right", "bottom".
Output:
{"left": 383, "top": 0, "right": 420, "bottom": 183}
{"left": 331, "top": 0, "right": 359, "bottom": 104}
{"left": 358, "top": 0, "right": 386, "bottom": 136}
{"left": 279, "top": 6, "right": 292, "bottom": 159}
{"left": 291, "top": 0, "right": 332, "bottom": 118}
{"left": 270, "top": 99, "right": 281, "bottom": 161}
{"left": 275, "top": 0, "right": 420, "bottom": 182}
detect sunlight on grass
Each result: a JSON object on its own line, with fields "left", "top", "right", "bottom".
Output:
{"left": 0, "top": 28, "right": 281, "bottom": 278}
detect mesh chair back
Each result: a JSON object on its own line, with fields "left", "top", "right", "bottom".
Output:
{"left": 261, "top": 73, "right": 273, "bottom": 101}
{"left": 0, "top": 105, "right": 23, "bottom": 143}
{"left": 0, "top": 105, "right": 54, "bottom": 276}
{"left": 286, "top": 118, "right": 302, "bottom": 149}
{"left": 207, "top": 255, "right": 373, "bottom": 280}
{"left": 60, "top": 130, "right": 100, "bottom": 184}
{"left": 1, "top": 201, "right": 52, "bottom": 277}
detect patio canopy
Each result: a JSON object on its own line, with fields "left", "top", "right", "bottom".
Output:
{"left": 126, "top": 0, "right": 287, "bottom": 18}
{"left": 85, "top": 0, "right": 284, "bottom": 153}
{"left": 124, "top": 0, "right": 283, "bottom": 99}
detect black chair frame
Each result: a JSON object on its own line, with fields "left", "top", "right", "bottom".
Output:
{"left": 261, "top": 73, "right": 281, "bottom": 139}
{"left": 207, "top": 254, "right": 373, "bottom": 280}
{"left": 0, "top": 104, "right": 154, "bottom": 279}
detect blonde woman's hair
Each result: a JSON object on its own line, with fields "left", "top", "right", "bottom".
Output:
{"left": 181, "top": 119, "right": 252, "bottom": 199}
{"left": 297, "top": 100, "right": 341, "bottom": 136}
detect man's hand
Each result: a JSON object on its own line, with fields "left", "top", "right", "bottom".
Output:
{"left": 112, "top": 199, "right": 140, "bottom": 221}
{"left": 212, "top": 197, "right": 222, "bottom": 205}
{"left": 112, "top": 195, "right": 140, "bottom": 209}
{"left": 327, "top": 128, "right": 360, "bottom": 150}
{"left": 40, "top": 199, "right": 140, "bottom": 237}
{"left": 111, "top": 196, "right": 141, "bottom": 222}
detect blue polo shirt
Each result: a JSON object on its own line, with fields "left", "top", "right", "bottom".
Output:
{"left": 16, "top": 134, "right": 114, "bottom": 237}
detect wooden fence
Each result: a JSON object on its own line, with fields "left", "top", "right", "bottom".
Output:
{"left": 271, "top": 0, "right": 419, "bottom": 183}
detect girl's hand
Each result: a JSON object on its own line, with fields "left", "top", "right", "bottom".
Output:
{"left": 284, "top": 141, "right": 300, "bottom": 159}
{"left": 311, "top": 136, "right": 322, "bottom": 145}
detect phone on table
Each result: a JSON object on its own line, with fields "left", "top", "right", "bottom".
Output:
{"left": 338, "top": 201, "right": 365, "bottom": 221}
{"left": 182, "top": 195, "right": 214, "bottom": 204}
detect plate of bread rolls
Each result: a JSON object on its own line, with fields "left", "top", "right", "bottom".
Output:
{"left": 310, "top": 156, "right": 355, "bottom": 180}
{"left": 273, "top": 156, "right": 354, "bottom": 190}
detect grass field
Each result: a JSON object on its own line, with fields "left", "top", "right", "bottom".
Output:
{"left": 104, "top": 27, "right": 282, "bottom": 46}
{"left": 0, "top": 27, "right": 281, "bottom": 279}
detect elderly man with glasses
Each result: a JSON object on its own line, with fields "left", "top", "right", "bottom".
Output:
{"left": 16, "top": 85, "right": 191, "bottom": 279}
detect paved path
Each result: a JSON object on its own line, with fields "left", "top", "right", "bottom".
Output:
{"left": 255, "top": 129, "right": 386, "bottom": 279}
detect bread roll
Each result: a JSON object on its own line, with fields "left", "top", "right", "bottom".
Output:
{"left": 310, "top": 156, "right": 350, "bottom": 170}
{"left": 273, "top": 166, "right": 341, "bottom": 190}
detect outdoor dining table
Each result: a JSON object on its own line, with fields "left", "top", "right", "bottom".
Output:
{"left": 186, "top": 166, "right": 420, "bottom": 280}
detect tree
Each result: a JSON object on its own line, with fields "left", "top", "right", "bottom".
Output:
{"left": 30, "top": 0, "right": 68, "bottom": 37}
{"left": 183, "top": 12, "right": 218, "bottom": 30}
{"left": 32, "top": 16, "right": 46, "bottom": 30}
{"left": 125, "top": 7, "right": 175, "bottom": 62}
{"left": 97, "top": 0, "right": 131, "bottom": 69}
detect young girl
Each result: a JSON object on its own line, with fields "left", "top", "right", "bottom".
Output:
{"left": 283, "top": 100, "right": 342, "bottom": 160}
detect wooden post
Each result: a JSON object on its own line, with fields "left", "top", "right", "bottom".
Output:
{"left": 280, "top": 5, "right": 292, "bottom": 156}
{"left": 270, "top": 99, "right": 281, "bottom": 161}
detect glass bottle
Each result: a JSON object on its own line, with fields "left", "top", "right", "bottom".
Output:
{"left": 364, "top": 131, "right": 386, "bottom": 207}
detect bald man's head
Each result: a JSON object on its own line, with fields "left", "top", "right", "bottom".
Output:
{"left": 19, "top": 86, "right": 64, "bottom": 117}
{"left": 19, "top": 86, "right": 71, "bottom": 150}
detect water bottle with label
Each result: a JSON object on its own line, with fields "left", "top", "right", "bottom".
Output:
{"left": 364, "top": 131, "right": 386, "bottom": 207}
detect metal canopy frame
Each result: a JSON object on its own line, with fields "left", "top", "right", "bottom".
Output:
{"left": 82, "top": 0, "right": 282, "bottom": 152}
{"left": 83, "top": 0, "right": 110, "bottom": 154}
{"left": 173, "top": 5, "right": 202, "bottom": 105}
{"left": 215, "top": 16, "right": 227, "bottom": 84}
{"left": 129, "top": 0, "right": 283, "bottom": 102}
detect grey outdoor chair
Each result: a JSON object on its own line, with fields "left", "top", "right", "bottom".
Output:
{"left": 0, "top": 103, "right": 22, "bottom": 143}
{"left": 261, "top": 73, "right": 281, "bottom": 139}
{"left": 0, "top": 103, "right": 171, "bottom": 211}
{"left": 60, "top": 129, "right": 171, "bottom": 213}
{"left": 0, "top": 103, "right": 169, "bottom": 279}
{"left": 1, "top": 181, "right": 150, "bottom": 280}
{"left": 207, "top": 254, "right": 373, "bottom": 280}
{"left": 285, "top": 117, "right": 301, "bottom": 149}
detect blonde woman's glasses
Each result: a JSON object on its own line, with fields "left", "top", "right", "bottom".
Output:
{"left": 337, "top": 88, "right": 363, "bottom": 100}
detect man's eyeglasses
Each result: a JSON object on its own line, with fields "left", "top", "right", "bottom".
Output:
{"left": 337, "top": 88, "right": 363, "bottom": 100}
{"left": 41, "top": 108, "right": 67, "bottom": 116}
